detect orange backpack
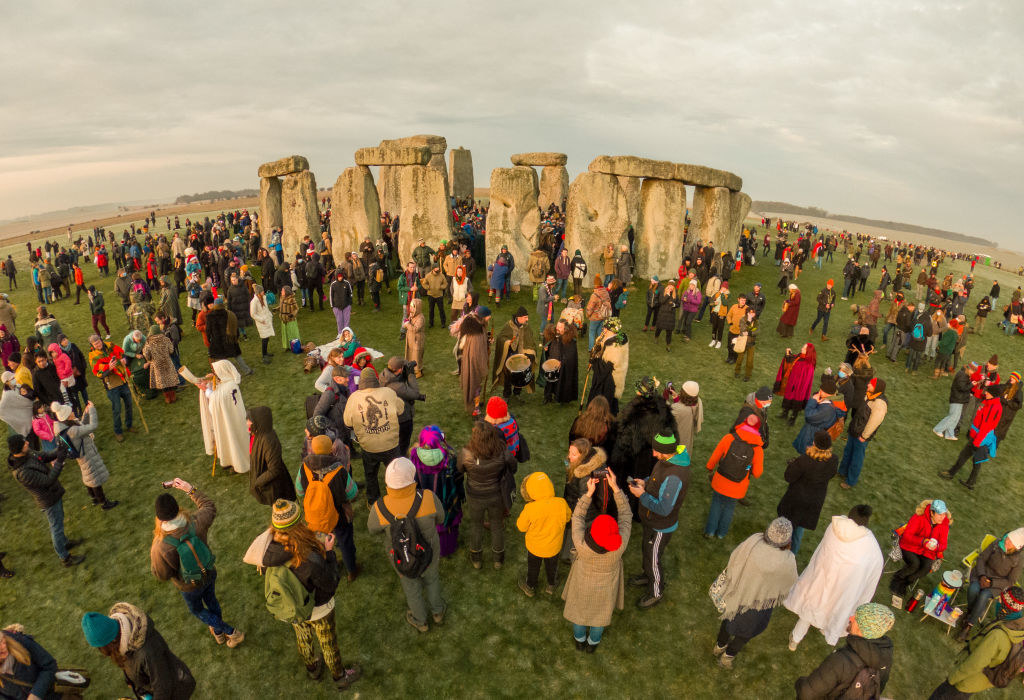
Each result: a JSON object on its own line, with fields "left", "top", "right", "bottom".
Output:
{"left": 303, "top": 464, "right": 342, "bottom": 534}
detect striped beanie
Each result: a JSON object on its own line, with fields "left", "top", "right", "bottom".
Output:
{"left": 854, "top": 603, "right": 895, "bottom": 639}
{"left": 272, "top": 499, "right": 302, "bottom": 530}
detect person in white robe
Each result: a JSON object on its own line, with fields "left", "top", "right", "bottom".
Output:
{"left": 784, "top": 504, "right": 883, "bottom": 648}
{"left": 185, "top": 360, "right": 249, "bottom": 474}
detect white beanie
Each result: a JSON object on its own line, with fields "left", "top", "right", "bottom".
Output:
{"left": 682, "top": 380, "right": 699, "bottom": 397}
{"left": 1007, "top": 528, "right": 1024, "bottom": 550}
{"left": 385, "top": 457, "right": 416, "bottom": 490}
{"left": 50, "top": 402, "right": 73, "bottom": 422}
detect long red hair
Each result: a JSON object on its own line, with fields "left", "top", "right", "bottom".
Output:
{"left": 800, "top": 342, "right": 817, "bottom": 367}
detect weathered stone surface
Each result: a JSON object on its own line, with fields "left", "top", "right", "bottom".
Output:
{"left": 510, "top": 152, "right": 567, "bottom": 167}
{"left": 331, "top": 166, "right": 382, "bottom": 262}
{"left": 589, "top": 155, "right": 675, "bottom": 180}
{"left": 257, "top": 155, "right": 309, "bottom": 178}
{"left": 354, "top": 146, "right": 431, "bottom": 166}
{"left": 486, "top": 167, "right": 541, "bottom": 286}
{"left": 564, "top": 172, "right": 631, "bottom": 278}
{"left": 539, "top": 165, "right": 569, "bottom": 211}
{"left": 381, "top": 135, "right": 446, "bottom": 154}
{"left": 397, "top": 166, "right": 453, "bottom": 264}
{"left": 673, "top": 163, "right": 742, "bottom": 192}
{"left": 259, "top": 177, "right": 282, "bottom": 235}
{"left": 690, "top": 185, "right": 733, "bottom": 252}
{"left": 449, "top": 148, "right": 474, "bottom": 200}
{"left": 635, "top": 179, "right": 686, "bottom": 280}
{"left": 377, "top": 166, "right": 402, "bottom": 216}
{"left": 280, "top": 170, "right": 320, "bottom": 254}
{"left": 730, "top": 191, "right": 753, "bottom": 235}
{"left": 617, "top": 175, "right": 642, "bottom": 228}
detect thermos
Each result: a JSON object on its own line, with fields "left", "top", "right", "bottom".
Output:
{"left": 906, "top": 589, "right": 925, "bottom": 612}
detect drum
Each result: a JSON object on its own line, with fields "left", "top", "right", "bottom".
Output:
{"left": 505, "top": 353, "right": 533, "bottom": 388}
{"left": 541, "top": 358, "right": 561, "bottom": 383}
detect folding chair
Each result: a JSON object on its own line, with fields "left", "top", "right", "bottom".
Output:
{"left": 954, "top": 533, "right": 998, "bottom": 618}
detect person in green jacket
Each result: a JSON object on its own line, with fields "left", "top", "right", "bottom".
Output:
{"left": 929, "top": 586, "right": 1024, "bottom": 698}
{"left": 934, "top": 326, "right": 960, "bottom": 378}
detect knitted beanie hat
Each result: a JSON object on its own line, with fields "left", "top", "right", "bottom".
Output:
{"left": 589, "top": 514, "right": 622, "bottom": 552}
{"left": 813, "top": 431, "right": 832, "bottom": 451}
{"left": 1000, "top": 586, "right": 1024, "bottom": 613}
{"left": 854, "top": 603, "right": 895, "bottom": 639}
{"left": 764, "top": 517, "right": 793, "bottom": 548}
{"left": 651, "top": 429, "right": 678, "bottom": 454}
{"left": 271, "top": 499, "right": 301, "bottom": 530}
{"left": 306, "top": 415, "right": 329, "bottom": 437}
{"left": 1006, "top": 528, "right": 1024, "bottom": 550}
{"left": 359, "top": 366, "right": 379, "bottom": 388}
{"left": 989, "top": 354, "right": 999, "bottom": 366}
{"left": 155, "top": 493, "right": 179, "bottom": 521}
{"left": 311, "top": 435, "right": 333, "bottom": 455}
{"left": 754, "top": 386, "right": 772, "bottom": 402}
{"left": 820, "top": 373, "right": 837, "bottom": 394}
{"left": 486, "top": 396, "right": 507, "bottom": 420}
{"left": 1011, "top": 371, "right": 1021, "bottom": 384}
{"left": 81, "top": 612, "right": 119, "bottom": 648}
{"left": 385, "top": 457, "right": 416, "bottom": 489}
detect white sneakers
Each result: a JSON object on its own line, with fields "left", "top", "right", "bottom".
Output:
{"left": 715, "top": 341, "right": 722, "bottom": 349}
{"left": 708, "top": 340, "right": 716, "bottom": 347}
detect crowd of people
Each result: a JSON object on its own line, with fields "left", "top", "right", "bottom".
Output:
{"left": 1, "top": 207, "right": 1023, "bottom": 699}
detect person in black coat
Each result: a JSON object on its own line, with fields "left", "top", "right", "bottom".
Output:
{"left": 542, "top": 320, "right": 579, "bottom": 405}
{"left": 653, "top": 285, "right": 678, "bottom": 351}
{"left": 0, "top": 626, "right": 60, "bottom": 699}
{"left": 994, "top": 376, "right": 1022, "bottom": 442}
{"left": 795, "top": 603, "right": 894, "bottom": 700}
{"left": 610, "top": 377, "right": 674, "bottom": 498}
{"left": 203, "top": 299, "right": 241, "bottom": 361}
{"left": 776, "top": 431, "right": 839, "bottom": 554}
{"left": 225, "top": 274, "right": 252, "bottom": 339}
{"left": 56, "top": 334, "right": 88, "bottom": 410}
{"left": 247, "top": 406, "right": 296, "bottom": 506}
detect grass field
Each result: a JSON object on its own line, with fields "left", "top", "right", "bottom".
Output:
{"left": 1, "top": 228, "right": 1023, "bottom": 699}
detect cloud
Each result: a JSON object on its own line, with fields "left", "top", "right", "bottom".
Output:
{"left": 0, "top": 1, "right": 1020, "bottom": 245}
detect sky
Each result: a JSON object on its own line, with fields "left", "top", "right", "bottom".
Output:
{"left": 1, "top": 1, "right": 1020, "bottom": 245}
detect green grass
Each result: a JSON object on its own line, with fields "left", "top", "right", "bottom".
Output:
{"left": 1, "top": 230, "right": 1023, "bottom": 699}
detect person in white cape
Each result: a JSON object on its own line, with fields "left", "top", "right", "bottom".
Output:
{"left": 784, "top": 504, "right": 883, "bottom": 648}
{"left": 186, "top": 360, "right": 249, "bottom": 474}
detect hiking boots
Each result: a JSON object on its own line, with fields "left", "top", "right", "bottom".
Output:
{"left": 518, "top": 579, "right": 535, "bottom": 597}
{"left": 209, "top": 627, "right": 226, "bottom": 645}
{"left": 493, "top": 550, "right": 504, "bottom": 570}
{"left": 469, "top": 550, "right": 482, "bottom": 570}
{"left": 306, "top": 659, "right": 324, "bottom": 680}
{"left": 405, "top": 611, "right": 428, "bottom": 633}
{"left": 333, "top": 665, "right": 361, "bottom": 690}
{"left": 225, "top": 629, "right": 245, "bottom": 648}
{"left": 718, "top": 654, "right": 735, "bottom": 669}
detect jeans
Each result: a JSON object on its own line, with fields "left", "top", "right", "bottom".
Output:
{"left": 965, "top": 580, "right": 998, "bottom": 625}
{"left": 809, "top": 309, "right": 830, "bottom": 336}
{"left": 180, "top": 569, "right": 234, "bottom": 636}
{"left": 106, "top": 383, "right": 133, "bottom": 435}
{"left": 399, "top": 557, "right": 445, "bottom": 625}
{"left": 588, "top": 320, "right": 603, "bottom": 350}
{"left": 838, "top": 437, "right": 868, "bottom": 486}
{"left": 681, "top": 310, "right": 696, "bottom": 338}
{"left": 906, "top": 348, "right": 923, "bottom": 371}
{"left": 842, "top": 278, "right": 854, "bottom": 298}
{"left": 696, "top": 295, "right": 711, "bottom": 321}
{"left": 716, "top": 619, "right": 754, "bottom": 657}
{"left": 332, "top": 519, "right": 357, "bottom": 575}
{"left": 572, "top": 624, "right": 604, "bottom": 645}
{"left": 361, "top": 446, "right": 399, "bottom": 505}
{"left": 934, "top": 403, "right": 963, "bottom": 439}
{"left": 333, "top": 306, "right": 351, "bottom": 335}
{"left": 554, "top": 278, "right": 567, "bottom": 298}
{"left": 882, "top": 322, "right": 896, "bottom": 345}
{"left": 603, "top": 274, "right": 614, "bottom": 286}
{"left": 43, "top": 499, "right": 69, "bottom": 560}
{"left": 791, "top": 525, "right": 805, "bottom": 554}
{"left": 705, "top": 491, "right": 738, "bottom": 538}
{"left": 91, "top": 312, "right": 110, "bottom": 336}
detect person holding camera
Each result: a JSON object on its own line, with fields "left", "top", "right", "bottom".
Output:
{"left": 627, "top": 430, "right": 689, "bottom": 609}
{"left": 381, "top": 356, "right": 425, "bottom": 457}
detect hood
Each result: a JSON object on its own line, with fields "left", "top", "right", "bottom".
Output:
{"left": 108, "top": 602, "right": 148, "bottom": 654}
{"left": 846, "top": 635, "right": 893, "bottom": 673}
{"left": 571, "top": 447, "right": 607, "bottom": 478}
{"left": 379, "top": 368, "right": 400, "bottom": 385}
{"left": 247, "top": 405, "right": 273, "bottom": 434}
{"left": 523, "top": 471, "right": 555, "bottom": 501}
{"left": 211, "top": 359, "right": 241, "bottom": 384}
{"left": 831, "top": 514, "right": 873, "bottom": 543}
{"left": 915, "top": 500, "right": 953, "bottom": 525}
{"left": 304, "top": 452, "right": 345, "bottom": 476}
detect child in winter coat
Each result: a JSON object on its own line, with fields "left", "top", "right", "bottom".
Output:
{"left": 31, "top": 399, "right": 57, "bottom": 451}
{"left": 517, "top": 472, "right": 572, "bottom": 596}
{"left": 47, "top": 342, "right": 74, "bottom": 403}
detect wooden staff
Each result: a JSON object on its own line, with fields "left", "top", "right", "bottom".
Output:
{"left": 126, "top": 378, "right": 150, "bottom": 434}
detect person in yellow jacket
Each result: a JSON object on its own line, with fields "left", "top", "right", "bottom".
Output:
{"left": 517, "top": 471, "right": 572, "bottom": 596}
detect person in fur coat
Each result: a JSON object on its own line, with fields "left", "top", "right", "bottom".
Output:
{"left": 609, "top": 376, "right": 674, "bottom": 496}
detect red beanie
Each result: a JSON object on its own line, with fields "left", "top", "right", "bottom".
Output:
{"left": 589, "top": 514, "right": 622, "bottom": 552}
{"left": 486, "top": 396, "right": 508, "bottom": 420}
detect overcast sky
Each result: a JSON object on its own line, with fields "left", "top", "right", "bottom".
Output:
{"left": 1, "top": 1, "right": 1020, "bottom": 245}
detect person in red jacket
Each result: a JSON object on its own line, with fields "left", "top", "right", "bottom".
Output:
{"left": 957, "top": 355, "right": 999, "bottom": 436}
{"left": 704, "top": 414, "right": 764, "bottom": 538}
{"left": 940, "top": 385, "right": 1002, "bottom": 490}
{"left": 888, "top": 499, "right": 951, "bottom": 604}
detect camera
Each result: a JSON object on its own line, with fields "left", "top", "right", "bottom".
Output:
{"left": 593, "top": 467, "right": 609, "bottom": 479}
{"left": 161, "top": 481, "right": 174, "bottom": 489}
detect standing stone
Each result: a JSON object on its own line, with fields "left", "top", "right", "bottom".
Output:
{"left": 635, "top": 179, "right": 686, "bottom": 280}
{"left": 730, "top": 191, "right": 752, "bottom": 235}
{"left": 280, "top": 170, "right": 320, "bottom": 255}
{"left": 259, "top": 177, "right": 282, "bottom": 236}
{"left": 564, "top": 172, "right": 630, "bottom": 278}
{"left": 331, "top": 166, "right": 381, "bottom": 263}
{"left": 377, "top": 135, "right": 448, "bottom": 216}
{"left": 397, "top": 166, "right": 453, "bottom": 265}
{"left": 617, "top": 175, "right": 642, "bottom": 229}
{"left": 449, "top": 147, "right": 474, "bottom": 200}
{"left": 485, "top": 167, "right": 541, "bottom": 287}
{"left": 538, "top": 165, "right": 569, "bottom": 211}
{"left": 377, "top": 166, "right": 402, "bottom": 216}
{"left": 690, "top": 186, "right": 733, "bottom": 252}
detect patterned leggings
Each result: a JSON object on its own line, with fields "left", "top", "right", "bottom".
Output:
{"left": 293, "top": 609, "right": 344, "bottom": 677}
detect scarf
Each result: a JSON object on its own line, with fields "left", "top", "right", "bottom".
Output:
{"left": 161, "top": 514, "right": 187, "bottom": 532}
{"left": 718, "top": 533, "right": 798, "bottom": 620}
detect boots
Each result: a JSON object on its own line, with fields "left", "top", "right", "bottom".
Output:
{"left": 163, "top": 388, "right": 177, "bottom": 403}
{"left": 469, "top": 550, "right": 483, "bottom": 570}
{"left": 493, "top": 549, "right": 505, "bottom": 570}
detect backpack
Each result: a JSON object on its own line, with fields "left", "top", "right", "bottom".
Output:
{"left": 55, "top": 428, "right": 81, "bottom": 460}
{"left": 163, "top": 524, "right": 215, "bottom": 584}
{"left": 715, "top": 431, "right": 755, "bottom": 482}
{"left": 912, "top": 322, "right": 924, "bottom": 340}
{"left": 264, "top": 565, "right": 313, "bottom": 624}
{"left": 377, "top": 490, "right": 432, "bottom": 578}
{"left": 980, "top": 631, "right": 1024, "bottom": 688}
{"left": 303, "top": 464, "right": 343, "bottom": 534}
{"left": 838, "top": 664, "right": 881, "bottom": 700}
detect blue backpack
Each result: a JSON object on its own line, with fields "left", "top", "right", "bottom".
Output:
{"left": 912, "top": 322, "right": 925, "bottom": 340}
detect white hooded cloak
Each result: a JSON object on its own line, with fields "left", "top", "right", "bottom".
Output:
{"left": 784, "top": 514, "right": 883, "bottom": 645}
{"left": 199, "top": 360, "right": 249, "bottom": 473}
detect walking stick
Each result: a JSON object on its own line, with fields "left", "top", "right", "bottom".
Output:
{"left": 579, "top": 366, "right": 592, "bottom": 412}
{"left": 126, "top": 377, "right": 150, "bottom": 434}
{"left": 211, "top": 445, "right": 218, "bottom": 478}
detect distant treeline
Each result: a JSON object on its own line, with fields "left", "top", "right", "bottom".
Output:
{"left": 175, "top": 189, "right": 258, "bottom": 204}
{"left": 752, "top": 201, "right": 995, "bottom": 249}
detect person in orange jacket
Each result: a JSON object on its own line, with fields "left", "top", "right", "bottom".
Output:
{"left": 73, "top": 263, "right": 85, "bottom": 305}
{"left": 704, "top": 414, "right": 764, "bottom": 538}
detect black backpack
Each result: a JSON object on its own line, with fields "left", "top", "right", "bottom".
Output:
{"left": 715, "top": 431, "right": 755, "bottom": 482}
{"left": 838, "top": 665, "right": 881, "bottom": 699}
{"left": 377, "top": 490, "right": 432, "bottom": 578}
